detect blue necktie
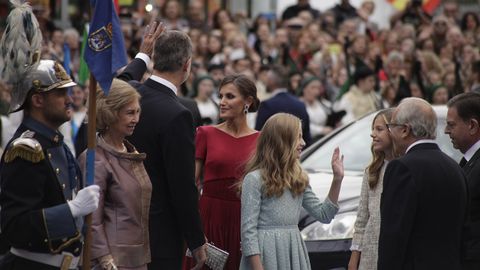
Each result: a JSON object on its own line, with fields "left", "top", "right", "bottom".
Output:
{"left": 71, "top": 119, "right": 79, "bottom": 141}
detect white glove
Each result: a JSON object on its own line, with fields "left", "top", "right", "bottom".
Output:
{"left": 68, "top": 185, "right": 100, "bottom": 218}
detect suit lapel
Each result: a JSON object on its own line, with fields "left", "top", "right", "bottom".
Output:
{"left": 463, "top": 148, "right": 480, "bottom": 174}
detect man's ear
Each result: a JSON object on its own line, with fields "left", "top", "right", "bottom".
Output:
{"left": 183, "top": 58, "right": 192, "bottom": 72}
{"left": 400, "top": 124, "right": 411, "bottom": 139}
{"left": 30, "top": 93, "right": 44, "bottom": 109}
{"left": 469, "top": 118, "right": 479, "bottom": 135}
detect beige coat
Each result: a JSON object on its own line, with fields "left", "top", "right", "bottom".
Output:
{"left": 351, "top": 162, "right": 388, "bottom": 270}
{"left": 335, "top": 85, "right": 385, "bottom": 124}
{"left": 79, "top": 136, "right": 152, "bottom": 268}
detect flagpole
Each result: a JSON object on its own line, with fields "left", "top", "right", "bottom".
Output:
{"left": 82, "top": 1, "right": 97, "bottom": 268}
{"left": 82, "top": 74, "right": 97, "bottom": 270}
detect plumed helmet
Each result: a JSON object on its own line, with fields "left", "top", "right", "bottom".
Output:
{"left": 8, "top": 60, "right": 76, "bottom": 113}
{"left": 0, "top": 0, "right": 75, "bottom": 112}
{"left": 9, "top": 60, "right": 77, "bottom": 112}
{"left": 27, "top": 60, "right": 76, "bottom": 92}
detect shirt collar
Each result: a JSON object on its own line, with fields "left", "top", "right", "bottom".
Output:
{"left": 23, "top": 117, "right": 64, "bottom": 144}
{"left": 464, "top": 140, "right": 480, "bottom": 161}
{"left": 149, "top": 74, "right": 177, "bottom": 95}
{"left": 406, "top": 139, "right": 437, "bottom": 153}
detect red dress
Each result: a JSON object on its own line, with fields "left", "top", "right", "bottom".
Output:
{"left": 184, "top": 126, "right": 259, "bottom": 270}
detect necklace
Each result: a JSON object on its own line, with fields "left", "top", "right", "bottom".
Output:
{"left": 120, "top": 143, "right": 127, "bottom": 153}
{"left": 101, "top": 134, "right": 127, "bottom": 152}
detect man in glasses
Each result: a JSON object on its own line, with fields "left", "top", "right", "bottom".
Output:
{"left": 378, "top": 97, "right": 467, "bottom": 270}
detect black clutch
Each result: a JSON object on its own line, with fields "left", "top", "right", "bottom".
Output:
{"left": 186, "top": 243, "right": 229, "bottom": 270}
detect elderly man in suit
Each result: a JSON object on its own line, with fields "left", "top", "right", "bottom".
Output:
{"left": 255, "top": 65, "right": 311, "bottom": 145}
{"left": 378, "top": 97, "right": 467, "bottom": 270}
{"left": 128, "top": 30, "right": 206, "bottom": 270}
{"left": 445, "top": 92, "right": 480, "bottom": 270}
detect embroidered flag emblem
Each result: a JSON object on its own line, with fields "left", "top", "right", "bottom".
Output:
{"left": 88, "top": 23, "right": 112, "bottom": 52}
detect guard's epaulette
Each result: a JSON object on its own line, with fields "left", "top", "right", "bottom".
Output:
{"left": 4, "top": 130, "right": 44, "bottom": 163}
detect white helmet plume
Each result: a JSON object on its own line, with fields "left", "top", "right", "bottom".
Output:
{"left": 0, "top": 0, "right": 43, "bottom": 111}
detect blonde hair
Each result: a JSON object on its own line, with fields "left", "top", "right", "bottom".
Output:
{"left": 421, "top": 51, "right": 444, "bottom": 77}
{"left": 366, "top": 108, "right": 396, "bottom": 188}
{"left": 96, "top": 78, "right": 140, "bottom": 133}
{"left": 243, "top": 113, "right": 308, "bottom": 197}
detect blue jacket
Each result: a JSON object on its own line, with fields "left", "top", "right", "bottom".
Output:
{"left": 0, "top": 117, "right": 83, "bottom": 256}
{"left": 255, "top": 91, "right": 311, "bottom": 146}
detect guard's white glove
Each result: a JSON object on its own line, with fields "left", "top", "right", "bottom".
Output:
{"left": 68, "top": 185, "right": 100, "bottom": 218}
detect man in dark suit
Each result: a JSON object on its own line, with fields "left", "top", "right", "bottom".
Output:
{"left": 119, "top": 22, "right": 202, "bottom": 129}
{"left": 128, "top": 30, "right": 206, "bottom": 270}
{"left": 178, "top": 96, "right": 202, "bottom": 128}
{"left": 378, "top": 97, "right": 467, "bottom": 270}
{"left": 255, "top": 65, "right": 311, "bottom": 145}
{"left": 446, "top": 92, "right": 480, "bottom": 270}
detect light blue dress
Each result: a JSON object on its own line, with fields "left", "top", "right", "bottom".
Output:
{"left": 240, "top": 170, "right": 339, "bottom": 270}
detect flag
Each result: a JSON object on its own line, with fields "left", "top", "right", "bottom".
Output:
{"left": 84, "top": 0, "right": 127, "bottom": 95}
{"left": 114, "top": 0, "right": 120, "bottom": 15}
{"left": 387, "top": 0, "right": 440, "bottom": 14}
{"left": 63, "top": 43, "right": 73, "bottom": 95}
{"left": 387, "top": 0, "right": 409, "bottom": 10}
{"left": 78, "top": 23, "right": 90, "bottom": 86}
{"left": 63, "top": 43, "right": 71, "bottom": 76}
{"left": 422, "top": 0, "right": 441, "bottom": 14}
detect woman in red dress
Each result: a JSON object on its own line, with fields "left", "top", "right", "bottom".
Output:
{"left": 184, "top": 74, "right": 260, "bottom": 270}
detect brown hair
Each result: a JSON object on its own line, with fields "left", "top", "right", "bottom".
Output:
{"left": 242, "top": 113, "right": 308, "bottom": 197}
{"left": 219, "top": 74, "right": 260, "bottom": 112}
{"left": 96, "top": 79, "right": 140, "bottom": 133}
{"left": 447, "top": 92, "right": 480, "bottom": 123}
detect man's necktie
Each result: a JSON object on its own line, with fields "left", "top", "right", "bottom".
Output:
{"left": 460, "top": 157, "right": 467, "bottom": 168}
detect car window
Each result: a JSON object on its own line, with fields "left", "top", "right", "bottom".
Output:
{"left": 302, "top": 114, "right": 375, "bottom": 172}
{"left": 302, "top": 111, "right": 462, "bottom": 172}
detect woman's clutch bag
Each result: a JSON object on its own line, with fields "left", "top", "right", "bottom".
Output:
{"left": 185, "top": 243, "right": 229, "bottom": 270}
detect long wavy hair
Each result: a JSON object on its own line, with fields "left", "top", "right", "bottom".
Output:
{"left": 242, "top": 113, "right": 308, "bottom": 197}
{"left": 367, "top": 108, "right": 396, "bottom": 189}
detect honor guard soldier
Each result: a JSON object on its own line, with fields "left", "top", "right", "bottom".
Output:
{"left": 0, "top": 1, "right": 100, "bottom": 269}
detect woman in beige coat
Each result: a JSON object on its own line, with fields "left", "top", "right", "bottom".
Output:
{"left": 79, "top": 79, "right": 152, "bottom": 270}
{"left": 348, "top": 108, "right": 396, "bottom": 270}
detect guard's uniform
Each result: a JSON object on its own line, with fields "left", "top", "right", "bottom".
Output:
{"left": 0, "top": 117, "right": 83, "bottom": 270}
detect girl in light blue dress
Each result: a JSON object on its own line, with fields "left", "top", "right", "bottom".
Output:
{"left": 239, "top": 113, "right": 344, "bottom": 270}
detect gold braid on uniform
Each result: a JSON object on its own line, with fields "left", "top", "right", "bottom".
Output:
{"left": 4, "top": 131, "right": 44, "bottom": 163}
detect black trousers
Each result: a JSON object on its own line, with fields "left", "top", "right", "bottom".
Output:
{"left": 148, "top": 258, "right": 182, "bottom": 270}
{"left": 0, "top": 252, "right": 59, "bottom": 270}
{"left": 462, "top": 260, "right": 480, "bottom": 270}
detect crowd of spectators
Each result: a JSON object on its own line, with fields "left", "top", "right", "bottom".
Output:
{"left": 1, "top": 0, "right": 480, "bottom": 148}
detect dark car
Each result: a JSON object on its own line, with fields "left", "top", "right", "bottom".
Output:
{"left": 299, "top": 106, "right": 461, "bottom": 270}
